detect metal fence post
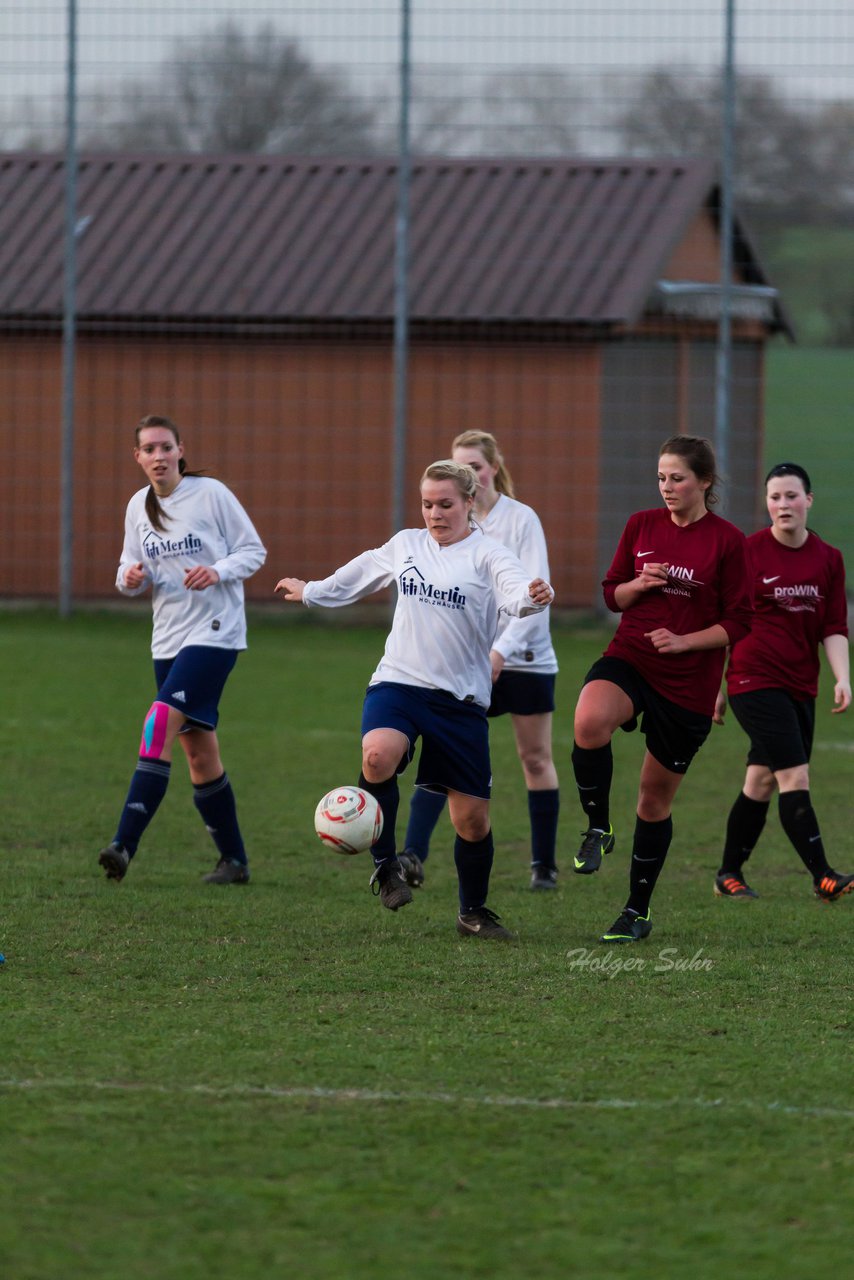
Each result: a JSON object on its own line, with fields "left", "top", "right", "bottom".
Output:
{"left": 715, "top": 0, "right": 737, "bottom": 498}
{"left": 59, "top": 0, "right": 79, "bottom": 617}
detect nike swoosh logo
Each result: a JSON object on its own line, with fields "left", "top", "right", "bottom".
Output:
{"left": 762, "top": 576, "right": 781, "bottom": 584}
{"left": 636, "top": 550, "right": 654, "bottom": 558}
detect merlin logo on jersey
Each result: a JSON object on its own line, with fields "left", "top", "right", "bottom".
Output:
{"left": 399, "top": 565, "right": 467, "bottom": 610}
{"left": 142, "top": 529, "right": 203, "bottom": 560}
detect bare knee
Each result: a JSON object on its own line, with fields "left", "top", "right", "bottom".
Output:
{"left": 455, "top": 814, "right": 491, "bottom": 842}
{"left": 361, "top": 745, "right": 395, "bottom": 782}
{"left": 518, "top": 743, "right": 548, "bottom": 777}
{"left": 179, "top": 730, "right": 223, "bottom": 784}
{"left": 573, "top": 708, "right": 613, "bottom": 749}
{"left": 448, "top": 795, "right": 491, "bottom": 842}
{"left": 637, "top": 781, "right": 677, "bottom": 823}
{"left": 574, "top": 682, "right": 632, "bottom": 749}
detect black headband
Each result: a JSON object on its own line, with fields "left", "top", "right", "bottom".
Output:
{"left": 764, "top": 462, "right": 812, "bottom": 493}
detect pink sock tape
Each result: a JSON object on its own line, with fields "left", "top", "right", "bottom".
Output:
{"left": 140, "top": 701, "right": 170, "bottom": 759}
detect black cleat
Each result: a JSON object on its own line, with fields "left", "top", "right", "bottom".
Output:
{"left": 369, "top": 859, "right": 413, "bottom": 911}
{"left": 599, "top": 909, "right": 652, "bottom": 944}
{"left": 203, "top": 858, "right": 250, "bottom": 885}
{"left": 397, "top": 849, "right": 425, "bottom": 889}
{"left": 530, "top": 864, "right": 558, "bottom": 891}
{"left": 714, "top": 872, "right": 759, "bottom": 899}
{"left": 98, "top": 842, "right": 130, "bottom": 881}
{"left": 573, "top": 825, "right": 615, "bottom": 875}
{"left": 814, "top": 872, "right": 854, "bottom": 902}
{"left": 456, "top": 906, "right": 516, "bottom": 941}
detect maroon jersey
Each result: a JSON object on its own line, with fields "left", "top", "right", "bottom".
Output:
{"left": 726, "top": 527, "right": 848, "bottom": 700}
{"left": 602, "top": 507, "right": 753, "bottom": 715}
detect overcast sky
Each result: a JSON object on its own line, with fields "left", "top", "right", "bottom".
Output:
{"left": 3, "top": 0, "right": 852, "bottom": 107}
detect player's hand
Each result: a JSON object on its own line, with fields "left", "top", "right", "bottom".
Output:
{"left": 635, "top": 561, "right": 670, "bottom": 592}
{"left": 644, "top": 628, "right": 689, "bottom": 654}
{"left": 713, "top": 690, "right": 727, "bottom": 725}
{"left": 124, "top": 562, "right": 147, "bottom": 589}
{"left": 184, "top": 565, "right": 220, "bottom": 591}
{"left": 831, "top": 681, "right": 851, "bottom": 713}
{"left": 275, "top": 577, "right": 306, "bottom": 602}
{"left": 528, "top": 578, "right": 554, "bottom": 605}
{"left": 490, "top": 649, "right": 505, "bottom": 683}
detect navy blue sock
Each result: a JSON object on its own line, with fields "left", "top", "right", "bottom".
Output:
{"left": 571, "top": 742, "right": 612, "bottom": 830}
{"left": 454, "top": 831, "right": 495, "bottom": 912}
{"left": 528, "top": 788, "right": 560, "bottom": 869}
{"left": 403, "top": 787, "right": 447, "bottom": 863}
{"left": 359, "top": 772, "right": 400, "bottom": 865}
{"left": 778, "top": 790, "right": 831, "bottom": 879}
{"left": 193, "top": 773, "right": 247, "bottom": 865}
{"left": 719, "top": 792, "right": 769, "bottom": 875}
{"left": 627, "top": 815, "right": 673, "bottom": 916}
{"left": 115, "top": 758, "right": 171, "bottom": 856}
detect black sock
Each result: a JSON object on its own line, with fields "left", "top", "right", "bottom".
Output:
{"left": 626, "top": 815, "right": 673, "bottom": 916}
{"left": 719, "top": 792, "right": 769, "bottom": 876}
{"left": 193, "top": 773, "right": 247, "bottom": 865}
{"left": 403, "top": 787, "right": 447, "bottom": 863}
{"left": 454, "top": 831, "right": 495, "bottom": 913}
{"left": 571, "top": 742, "right": 612, "bottom": 830}
{"left": 778, "top": 790, "right": 831, "bottom": 880}
{"left": 115, "top": 758, "right": 171, "bottom": 856}
{"left": 528, "top": 788, "right": 560, "bottom": 869}
{"left": 359, "top": 772, "right": 400, "bottom": 865}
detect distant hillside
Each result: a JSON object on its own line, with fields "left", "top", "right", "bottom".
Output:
{"left": 764, "top": 345, "right": 854, "bottom": 561}
{"left": 761, "top": 227, "right": 854, "bottom": 347}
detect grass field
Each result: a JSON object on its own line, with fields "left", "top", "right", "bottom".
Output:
{"left": 2, "top": 611, "right": 853, "bottom": 1279}
{"left": 765, "top": 344, "right": 854, "bottom": 560}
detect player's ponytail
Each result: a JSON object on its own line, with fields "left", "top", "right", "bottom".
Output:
{"left": 659, "top": 435, "right": 720, "bottom": 508}
{"left": 135, "top": 415, "right": 204, "bottom": 532}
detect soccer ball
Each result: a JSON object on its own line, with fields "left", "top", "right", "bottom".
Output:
{"left": 314, "top": 786, "right": 383, "bottom": 855}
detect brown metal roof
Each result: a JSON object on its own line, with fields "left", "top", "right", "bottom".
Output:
{"left": 0, "top": 152, "right": 776, "bottom": 328}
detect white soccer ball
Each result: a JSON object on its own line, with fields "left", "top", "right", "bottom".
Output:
{"left": 314, "top": 786, "right": 384, "bottom": 855}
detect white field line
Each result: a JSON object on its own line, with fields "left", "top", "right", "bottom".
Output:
{"left": 0, "top": 1077, "right": 851, "bottom": 1120}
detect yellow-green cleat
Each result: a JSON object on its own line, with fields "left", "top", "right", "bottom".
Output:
{"left": 573, "top": 825, "right": 615, "bottom": 875}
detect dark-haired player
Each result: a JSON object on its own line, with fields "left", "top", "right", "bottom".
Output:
{"left": 571, "top": 435, "right": 753, "bottom": 942}
{"left": 98, "top": 415, "right": 266, "bottom": 885}
{"left": 714, "top": 462, "right": 852, "bottom": 902}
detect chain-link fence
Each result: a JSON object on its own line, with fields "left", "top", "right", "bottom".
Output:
{"left": 2, "top": 2, "right": 852, "bottom": 610}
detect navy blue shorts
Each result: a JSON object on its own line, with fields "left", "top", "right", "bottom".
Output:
{"left": 153, "top": 646, "right": 238, "bottom": 731}
{"left": 583, "top": 655, "right": 711, "bottom": 775}
{"left": 487, "top": 670, "right": 556, "bottom": 719}
{"left": 730, "top": 688, "right": 815, "bottom": 772}
{"left": 361, "top": 681, "right": 492, "bottom": 799}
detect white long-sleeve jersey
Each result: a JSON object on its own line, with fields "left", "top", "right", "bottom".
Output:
{"left": 478, "top": 494, "right": 558, "bottom": 674}
{"left": 302, "top": 526, "right": 550, "bottom": 708}
{"left": 116, "top": 475, "right": 266, "bottom": 658}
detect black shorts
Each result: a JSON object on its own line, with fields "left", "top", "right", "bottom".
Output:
{"left": 583, "top": 655, "right": 711, "bottom": 775}
{"left": 729, "top": 688, "right": 815, "bottom": 772}
{"left": 487, "top": 670, "right": 556, "bottom": 719}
